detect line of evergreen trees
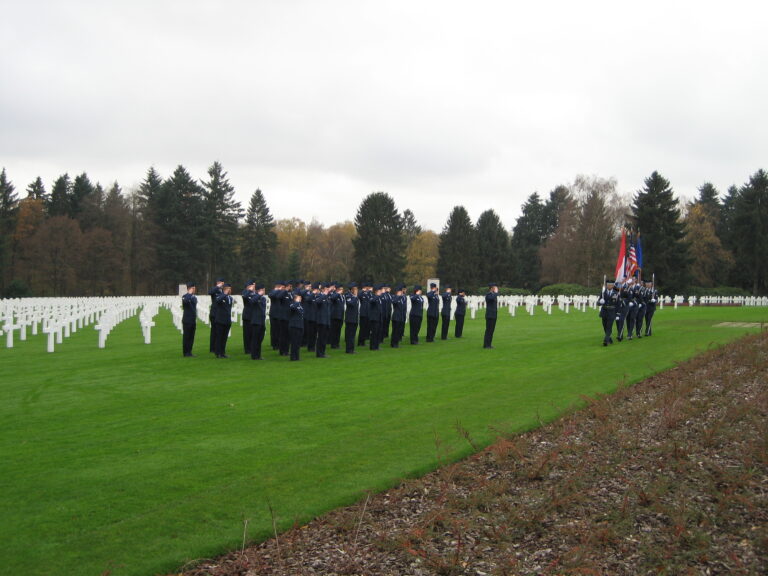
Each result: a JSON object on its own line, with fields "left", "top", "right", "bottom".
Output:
{"left": 0, "top": 164, "right": 766, "bottom": 297}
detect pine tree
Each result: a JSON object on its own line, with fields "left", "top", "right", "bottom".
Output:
{"left": 25, "top": 177, "right": 47, "bottom": 201}
{"left": 352, "top": 192, "right": 405, "bottom": 283}
{"left": 510, "top": 193, "right": 546, "bottom": 289}
{"left": 0, "top": 168, "right": 19, "bottom": 293}
{"left": 70, "top": 172, "right": 96, "bottom": 223}
{"left": 103, "top": 182, "right": 132, "bottom": 293}
{"left": 241, "top": 189, "right": 278, "bottom": 282}
{"left": 402, "top": 209, "right": 422, "bottom": 245}
{"left": 79, "top": 181, "right": 104, "bottom": 231}
{"left": 632, "top": 171, "right": 691, "bottom": 293}
{"left": 730, "top": 169, "right": 768, "bottom": 294}
{"left": 543, "top": 185, "right": 571, "bottom": 237}
{"left": 132, "top": 167, "right": 164, "bottom": 293}
{"left": 200, "top": 161, "right": 243, "bottom": 284}
{"left": 48, "top": 174, "right": 72, "bottom": 217}
{"left": 475, "top": 209, "right": 509, "bottom": 284}
{"left": 154, "top": 165, "right": 206, "bottom": 292}
{"left": 437, "top": 206, "right": 478, "bottom": 289}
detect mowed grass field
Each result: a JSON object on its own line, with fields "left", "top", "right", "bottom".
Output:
{"left": 1, "top": 305, "right": 766, "bottom": 576}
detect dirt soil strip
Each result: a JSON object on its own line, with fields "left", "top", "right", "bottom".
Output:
{"left": 177, "top": 333, "right": 768, "bottom": 576}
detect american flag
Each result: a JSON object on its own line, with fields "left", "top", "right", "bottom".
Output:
{"left": 626, "top": 241, "right": 638, "bottom": 278}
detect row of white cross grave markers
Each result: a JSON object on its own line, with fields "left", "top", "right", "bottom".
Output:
{"left": 1, "top": 294, "right": 767, "bottom": 353}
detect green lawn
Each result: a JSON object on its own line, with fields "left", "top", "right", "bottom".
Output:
{"left": 1, "top": 305, "right": 765, "bottom": 576}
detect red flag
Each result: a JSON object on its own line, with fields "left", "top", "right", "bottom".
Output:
{"left": 615, "top": 229, "right": 627, "bottom": 282}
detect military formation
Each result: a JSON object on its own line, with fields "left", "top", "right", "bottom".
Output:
{"left": 598, "top": 278, "right": 659, "bottom": 346}
{"left": 180, "top": 279, "right": 501, "bottom": 359}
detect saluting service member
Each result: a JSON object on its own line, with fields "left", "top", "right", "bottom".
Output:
{"left": 644, "top": 281, "right": 658, "bottom": 336}
{"left": 409, "top": 285, "right": 424, "bottom": 344}
{"left": 181, "top": 282, "right": 198, "bottom": 357}
{"left": 344, "top": 282, "right": 359, "bottom": 354}
{"left": 368, "top": 284, "right": 383, "bottom": 350}
{"left": 288, "top": 292, "right": 304, "bottom": 361}
{"left": 390, "top": 284, "right": 407, "bottom": 348}
{"left": 249, "top": 283, "right": 267, "bottom": 360}
{"left": 315, "top": 283, "right": 331, "bottom": 357}
{"left": 358, "top": 281, "right": 372, "bottom": 346}
{"left": 300, "top": 280, "right": 312, "bottom": 346}
{"left": 278, "top": 280, "right": 293, "bottom": 355}
{"left": 208, "top": 277, "right": 225, "bottom": 353}
{"left": 483, "top": 282, "right": 499, "bottom": 349}
{"left": 329, "top": 282, "right": 345, "bottom": 349}
{"left": 305, "top": 282, "right": 318, "bottom": 352}
{"left": 214, "top": 283, "right": 234, "bottom": 358}
{"left": 381, "top": 284, "right": 392, "bottom": 339}
{"left": 598, "top": 278, "right": 619, "bottom": 346}
{"left": 241, "top": 280, "right": 256, "bottom": 354}
{"left": 268, "top": 281, "right": 283, "bottom": 350}
{"left": 425, "top": 283, "right": 440, "bottom": 342}
{"left": 440, "top": 285, "right": 453, "bottom": 340}
{"left": 454, "top": 288, "right": 467, "bottom": 338}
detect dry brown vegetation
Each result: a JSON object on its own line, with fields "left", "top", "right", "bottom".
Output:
{"left": 179, "top": 332, "right": 768, "bottom": 576}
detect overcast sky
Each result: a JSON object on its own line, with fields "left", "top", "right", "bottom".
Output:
{"left": 2, "top": 1, "right": 766, "bottom": 231}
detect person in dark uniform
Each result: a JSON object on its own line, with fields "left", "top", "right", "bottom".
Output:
{"left": 268, "top": 281, "right": 283, "bottom": 350}
{"left": 181, "top": 282, "right": 197, "bottom": 357}
{"left": 409, "top": 285, "right": 424, "bottom": 344}
{"left": 250, "top": 283, "right": 267, "bottom": 360}
{"left": 344, "top": 282, "right": 359, "bottom": 354}
{"left": 208, "top": 277, "right": 225, "bottom": 353}
{"left": 288, "top": 292, "right": 304, "bottom": 361}
{"left": 483, "top": 282, "right": 499, "bottom": 349}
{"left": 315, "top": 283, "right": 331, "bottom": 357}
{"left": 440, "top": 285, "right": 453, "bottom": 340}
{"left": 305, "top": 282, "right": 318, "bottom": 352}
{"left": 381, "top": 284, "right": 392, "bottom": 339}
{"left": 425, "top": 283, "right": 440, "bottom": 342}
{"left": 358, "top": 281, "right": 372, "bottom": 346}
{"left": 300, "top": 280, "right": 311, "bottom": 346}
{"left": 613, "top": 280, "right": 627, "bottom": 342}
{"left": 624, "top": 279, "right": 638, "bottom": 340}
{"left": 329, "top": 282, "right": 345, "bottom": 349}
{"left": 454, "top": 288, "right": 467, "bottom": 338}
{"left": 598, "top": 279, "right": 619, "bottom": 346}
{"left": 214, "top": 283, "right": 234, "bottom": 358}
{"left": 368, "top": 284, "right": 383, "bottom": 350}
{"left": 241, "top": 280, "right": 255, "bottom": 354}
{"left": 278, "top": 280, "right": 293, "bottom": 355}
{"left": 634, "top": 282, "right": 647, "bottom": 338}
{"left": 390, "top": 284, "right": 407, "bottom": 348}
{"left": 644, "top": 281, "right": 658, "bottom": 336}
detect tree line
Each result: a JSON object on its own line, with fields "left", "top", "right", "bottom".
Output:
{"left": 0, "top": 163, "right": 766, "bottom": 297}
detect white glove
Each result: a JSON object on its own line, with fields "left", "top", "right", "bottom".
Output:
{"left": 598, "top": 299, "right": 605, "bottom": 305}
